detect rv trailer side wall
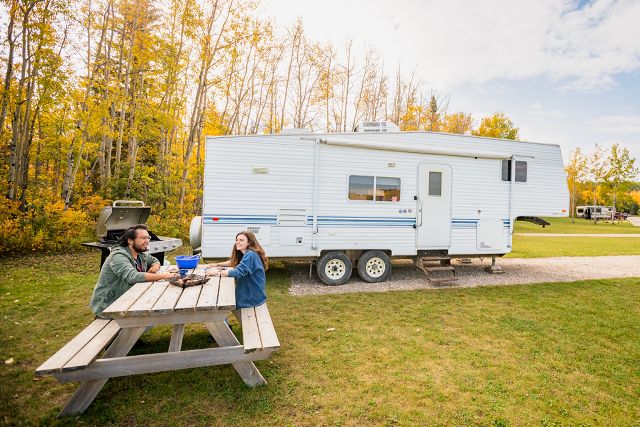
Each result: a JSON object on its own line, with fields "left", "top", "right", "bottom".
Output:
{"left": 200, "top": 132, "right": 569, "bottom": 260}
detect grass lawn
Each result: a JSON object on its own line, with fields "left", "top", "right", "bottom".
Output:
{"left": 514, "top": 217, "right": 639, "bottom": 234}
{"left": 508, "top": 235, "right": 640, "bottom": 258}
{"left": 1, "top": 251, "right": 639, "bottom": 426}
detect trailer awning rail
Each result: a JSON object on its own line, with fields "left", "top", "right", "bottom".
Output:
{"left": 319, "top": 138, "right": 514, "bottom": 160}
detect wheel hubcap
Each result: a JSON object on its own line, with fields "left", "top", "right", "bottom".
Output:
{"left": 365, "top": 257, "right": 386, "bottom": 278}
{"left": 325, "top": 259, "right": 346, "bottom": 279}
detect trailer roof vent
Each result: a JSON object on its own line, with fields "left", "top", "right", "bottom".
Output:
{"left": 354, "top": 120, "right": 400, "bottom": 133}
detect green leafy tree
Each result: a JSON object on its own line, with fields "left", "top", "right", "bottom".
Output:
{"left": 565, "top": 148, "right": 588, "bottom": 222}
{"left": 605, "top": 144, "right": 638, "bottom": 221}
{"left": 424, "top": 94, "right": 443, "bottom": 131}
{"left": 473, "top": 111, "right": 519, "bottom": 140}
{"left": 587, "top": 144, "right": 608, "bottom": 223}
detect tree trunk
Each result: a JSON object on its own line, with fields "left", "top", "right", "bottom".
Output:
{"left": 7, "top": 3, "right": 33, "bottom": 201}
{"left": 62, "top": 134, "right": 87, "bottom": 208}
{"left": 593, "top": 184, "right": 598, "bottom": 224}
{"left": 115, "top": 7, "right": 135, "bottom": 181}
{"left": 124, "top": 68, "right": 142, "bottom": 198}
{"left": 279, "top": 22, "right": 300, "bottom": 132}
{"left": 179, "top": 0, "right": 232, "bottom": 208}
{"left": 0, "top": 0, "right": 17, "bottom": 137}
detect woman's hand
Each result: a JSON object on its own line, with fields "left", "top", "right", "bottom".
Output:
{"left": 206, "top": 267, "right": 229, "bottom": 277}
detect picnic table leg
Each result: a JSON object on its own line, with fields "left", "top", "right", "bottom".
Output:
{"left": 58, "top": 326, "right": 146, "bottom": 417}
{"left": 168, "top": 324, "right": 185, "bottom": 352}
{"left": 205, "top": 321, "right": 267, "bottom": 387}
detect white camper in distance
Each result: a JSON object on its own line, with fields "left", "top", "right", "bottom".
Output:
{"left": 576, "top": 205, "right": 613, "bottom": 220}
{"left": 190, "top": 125, "right": 569, "bottom": 285}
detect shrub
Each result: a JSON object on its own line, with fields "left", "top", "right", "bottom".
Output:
{"left": 0, "top": 199, "right": 95, "bottom": 256}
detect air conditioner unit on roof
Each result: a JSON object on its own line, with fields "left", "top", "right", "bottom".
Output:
{"left": 354, "top": 120, "right": 400, "bottom": 133}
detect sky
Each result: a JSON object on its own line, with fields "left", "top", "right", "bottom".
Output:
{"left": 260, "top": 0, "right": 640, "bottom": 169}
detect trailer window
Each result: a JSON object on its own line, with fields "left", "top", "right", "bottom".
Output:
{"left": 348, "top": 175, "right": 374, "bottom": 200}
{"left": 515, "top": 161, "right": 527, "bottom": 182}
{"left": 501, "top": 160, "right": 527, "bottom": 182}
{"left": 428, "top": 172, "right": 442, "bottom": 196}
{"left": 501, "top": 160, "right": 511, "bottom": 181}
{"left": 375, "top": 177, "right": 401, "bottom": 202}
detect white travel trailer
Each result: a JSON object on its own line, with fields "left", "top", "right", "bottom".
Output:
{"left": 576, "top": 205, "right": 613, "bottom": 220}
{"left": 190, "top": 124, "right": 569, "bottom": 285}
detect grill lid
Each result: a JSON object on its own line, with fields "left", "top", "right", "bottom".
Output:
{"left": 96, "top": 200, "right": 151, "bottom": 238}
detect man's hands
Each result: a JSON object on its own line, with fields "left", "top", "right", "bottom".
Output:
{"left": 147, "top": 263, "right": 161, "bottom": 273}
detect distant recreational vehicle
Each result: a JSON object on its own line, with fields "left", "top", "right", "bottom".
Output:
{"left": 576, "top": 205, "right": 614, "bottom": 220}
{"left": 190, "top": 124, "right": 569, "bottom": 285}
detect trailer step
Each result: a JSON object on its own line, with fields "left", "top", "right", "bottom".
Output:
{"left": 416, "top": 255, "right": 457, "bottom": 282}
{"left": 424, "top": 266, "right": 455, "bottom": 272}
{"left": 419, "top": 256, "right": 451, "bottom": 262}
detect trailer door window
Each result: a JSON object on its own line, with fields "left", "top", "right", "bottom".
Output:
{"left": 501, "top": 160, "right": 527, "bottom": 182}
{"left": 428, "top": 172, "right": 442, "bottom": 196}
{"left": 375, "top": 177, "right": 401, "bottom": 202}
{"left": 348, "top": 175, "right": 374, "bottom": 200}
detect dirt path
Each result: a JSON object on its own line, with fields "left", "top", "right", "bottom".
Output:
{"left": 289, "top": 256, "right": 640, "bottom": 296}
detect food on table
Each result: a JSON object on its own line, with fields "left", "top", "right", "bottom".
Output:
{"left": 169, "top": 274, "right": 210, "bottom": 288}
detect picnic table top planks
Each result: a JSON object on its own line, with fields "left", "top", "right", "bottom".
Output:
{"left": 101, "top": 268, "right": 234, "bottom": 319}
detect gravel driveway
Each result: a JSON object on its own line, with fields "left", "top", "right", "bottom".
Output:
{"left": 289, "top": 256, "right": 640, "bottom": 296}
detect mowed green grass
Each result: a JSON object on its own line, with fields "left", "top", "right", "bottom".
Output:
{"left": 508, "top": 217, "right": 640, "bottom": 257}
{"left": 508, "top": 235, "right": 640, "bottom": 258}
{"left": 1, "top": 251, "right": 639, "bottom": 426}
{"left": 514, "top": 217, "right": 639, "bottom": 234}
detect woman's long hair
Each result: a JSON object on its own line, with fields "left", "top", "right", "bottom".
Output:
{"left": 229, "top": 230, "right": 269, "bottom": 270}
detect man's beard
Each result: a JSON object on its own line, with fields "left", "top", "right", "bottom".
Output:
{"left": 132, "top": 242, "right": 147, "bottom": 253}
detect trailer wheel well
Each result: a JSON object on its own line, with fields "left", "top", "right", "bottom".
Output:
{"left": 318, "top": 249, "right": 392, "bottom": 262}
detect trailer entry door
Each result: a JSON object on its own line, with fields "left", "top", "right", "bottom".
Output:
{"left": 417, "top": 163, "right": 452, "bottom": 249}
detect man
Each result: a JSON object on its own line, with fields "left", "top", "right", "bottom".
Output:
{"left": 89, "top": 224, "right": 177, "bottom": 317}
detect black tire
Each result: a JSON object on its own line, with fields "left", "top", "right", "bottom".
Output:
{"left": 317, "top": 251, "right": 352, "bottom": 286}
{"left": 357, "top": 250, "right": 392, "bottom": 283}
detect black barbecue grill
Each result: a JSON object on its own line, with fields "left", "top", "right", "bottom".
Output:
{"left": 83, "top": 200, "right": 183, "bottom": 267}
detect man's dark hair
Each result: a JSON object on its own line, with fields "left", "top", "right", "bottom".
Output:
{"left": 118, "top": 224, "right": 149, "bottom": 247}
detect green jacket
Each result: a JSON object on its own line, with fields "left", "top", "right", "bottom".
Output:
{"left": 89, "top": 246, "right": 160, "bottom": 316}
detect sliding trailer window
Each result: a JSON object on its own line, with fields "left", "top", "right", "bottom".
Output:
{"left": 348, "top": 175, "right": 401, "bottom": 202}
{"left": 501, "top": 160, "right": 527, "bottom": 182}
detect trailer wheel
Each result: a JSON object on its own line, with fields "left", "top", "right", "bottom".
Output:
{"left": 357, "top": 250, "right": 392, "bottom": 283}
{"left": 317, "top": 252, "right": 352, "bottom": 286}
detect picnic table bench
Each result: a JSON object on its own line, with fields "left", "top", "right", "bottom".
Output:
{"left": 35, "top": 267, "right": 279, "bottom": 417}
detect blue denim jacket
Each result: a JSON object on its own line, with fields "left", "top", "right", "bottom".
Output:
{"left": 228, "top": 250, "right": 266, "bottom": 308}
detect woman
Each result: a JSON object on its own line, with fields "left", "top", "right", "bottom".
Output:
{"left": 209, "top": 230, "right": 268, "bottom": 309}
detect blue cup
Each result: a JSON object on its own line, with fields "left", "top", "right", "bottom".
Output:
{"left": 179, "top": 269, "right": 189, "bottom": 278}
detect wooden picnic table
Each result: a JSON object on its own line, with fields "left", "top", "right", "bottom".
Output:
{"left": 36, "top": 266, "right": 280, "bottom": 417}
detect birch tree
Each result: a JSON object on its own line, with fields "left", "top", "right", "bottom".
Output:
{"left": 444, "top": 112, "right": 473, "bottom": 134}
{"left": 179, "top": 0, "right": 235, "bottom": 208}
{"left": 605, "top": 144, "right": 638, "bottom": 222}
{"left": 565, "top": 148, "right": 587, "bottom": 222}
{"left": 587, "top": 144, "right": 608, "bottom": 223}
